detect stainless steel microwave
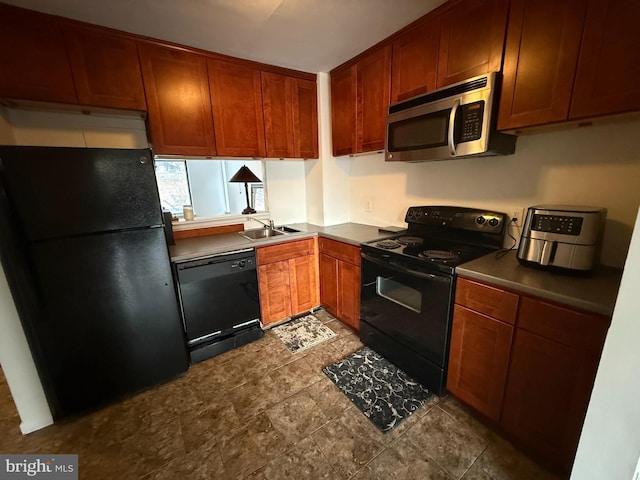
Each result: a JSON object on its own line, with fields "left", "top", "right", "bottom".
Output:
{"left": 385, "top": 72, "right": 516, "bottom": 162}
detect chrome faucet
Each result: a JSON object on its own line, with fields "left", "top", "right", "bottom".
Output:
{"left": 249, "top": 217, "right": 274, "bottom": 229}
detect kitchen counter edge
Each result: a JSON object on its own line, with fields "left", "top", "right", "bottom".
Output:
{"left": 455, "top": 251, "right": 622, "bottom": 317}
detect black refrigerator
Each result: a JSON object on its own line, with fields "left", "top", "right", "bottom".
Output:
{"left": 0, "top": 146, "right": 189, "bottom": 419}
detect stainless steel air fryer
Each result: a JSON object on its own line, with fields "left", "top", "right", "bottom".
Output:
{"left": 517, "top": 205, "right": 607, "bottom": 272}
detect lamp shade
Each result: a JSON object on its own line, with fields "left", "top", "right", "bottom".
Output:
{"left": 229, "top": 165, "right": 261, "bottom": 183}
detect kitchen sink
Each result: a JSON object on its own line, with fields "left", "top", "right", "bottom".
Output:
{"left": 239, "top": 228, "right": 286, "bottom": 241}
{"left": 273, "top": 226, "right": 300, "bottom": 233}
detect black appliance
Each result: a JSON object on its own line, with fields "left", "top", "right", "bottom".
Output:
{"left": 360, "top": 205, "right": 508, "bottom": 395}
{"left": 175, "top": 249, "right": 263, "bottom": 364}
{"left": 0, "top": 146, "right": 189, "bottom": 419}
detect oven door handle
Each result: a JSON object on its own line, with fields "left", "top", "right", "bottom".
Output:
{"left": 361, "top": 252, "right": 449, "bottom": 282}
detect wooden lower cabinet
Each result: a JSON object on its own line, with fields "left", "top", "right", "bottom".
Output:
{"left": 318, "top": 238, "right": 361, "bottom": 330}
{"left": 257, "top": 239, "right": 318, "bottom": 325}
{"left": 447, "top": 276, "right": 610, "bottom": 474}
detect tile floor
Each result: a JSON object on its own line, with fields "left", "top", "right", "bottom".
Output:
{"left": 0, "top": 310, "right": 562, "bottom": 480}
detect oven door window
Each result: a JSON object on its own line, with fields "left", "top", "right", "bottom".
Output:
{"left": 361, "top": 258, "right": 453, "bottom": 366}
{"left": 387, "top": 109, "right": 449, "bottom": 152}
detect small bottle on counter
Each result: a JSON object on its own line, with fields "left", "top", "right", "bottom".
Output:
{"left": 183, "top": 205, "right": 194, "bottom": 221}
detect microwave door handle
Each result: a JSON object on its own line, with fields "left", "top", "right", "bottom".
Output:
{"left": 448, "top": 98, "right": 461, "bottom": 156}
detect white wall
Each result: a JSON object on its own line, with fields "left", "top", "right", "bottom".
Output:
{"left": 264, "top": 160, "right": 307, "bottom": 224}
{"left": 345, "top": 118, "right": 640, "bottom": 267}
{"left": 570, "top": 207, "right": 640, "bottom": 479}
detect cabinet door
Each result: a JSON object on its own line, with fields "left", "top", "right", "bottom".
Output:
{"left": 292, "top": 78, "right": 319, "bottom": 159}
{"left": 330, "top": 65, "right": 356, "bottom": 156}
{"left": 356, "top": 45, "right": 392, "bottom": 153}
{"left": 289, "top": 255, "right": 319, "bottom": 315}
{"left": 64, "top": 26, "right": 146, "bottom": 110}
{"left": 437, "top": 0, "right": 509, "bottom": 88}
{"left": 319, "top": 253, "right": 339, "bottom": 318}
{"left": 337, "top": 260, "right": 360, "bottom": 330}
{"left": 501, "top": 329, "right": 601, "bottom": 473}
{"left": 447, "top": 305, "right": 513, "bottom": 421}
{"left": 258, "top": 261, "right": 292, "bottom": 325}
{"left": 208, "top": 59, "right": 266, "bottom": 157}
{"left": 139, "top": 43, "right": 215, "bottom": 156}
{"left": 262, "top": 72, "right": 295, "bottom": 158}
{"left": 497, "top": 0, "right": 588, "bottom": 130}
{"left": 0, "top": 5, "right": 77, "bottom": 104}
{"left": 391, "top": 15, "right": 440, "bottom": 103}
{"left": 570, "top": 0, "right": 640, "bottom": 119}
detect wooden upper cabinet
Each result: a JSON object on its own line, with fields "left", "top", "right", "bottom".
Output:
{"left": 138, "top": 43, "right": 215, "bottom": 156}
{"left": 64, "top": 26, "right": 146, "bottom": 110}
{"left": 497, "top": 0, "right": 588, "bottom": 130}
{"left": 570, "top": 0, "right": 640, "bottom": 120}
{"left": 262, "top": 73, "right": 318, "bottom": 159}
{"left": 0, "top": 4, "right": 77, "bottom": 104}
{"left": 356, "top": 45, "right": 392, "bottom": 153}
{"left": 331, "top": 65, "right": 356, "bottom": 156}
{"left": 391, "top": 15, "right": 440, "bottom": 103}
{"left": 437, "top": 0, "right": 509, "bottom": 88}
{"left": 208, "top": 59, "right": 266, "bottom": 157}
{"left": 292, "top": 78, "right": 319, "bottom": 158}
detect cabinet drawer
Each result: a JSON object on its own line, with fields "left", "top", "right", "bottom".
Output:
{"left": 257, "top": 238, "right": 315, "bottom": 265}
{"left": 518, "top": 296, "right": 610, "bottom": 354}
{"left": 455, "top": 277, "right": 518, "bottom": 325}
{"left": 318, "top": 237, "right": 360, "bottom": 265}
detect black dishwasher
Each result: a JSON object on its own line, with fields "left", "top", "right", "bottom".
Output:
{"left": 175, "top": 248, "right": 263, "bottom": 363}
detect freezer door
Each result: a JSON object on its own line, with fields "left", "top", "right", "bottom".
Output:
{"left": 27, "top": 227, "right": 188, "bottom": 417}
{"left": 0, "top": 146, "right": 162, "bottom": 241}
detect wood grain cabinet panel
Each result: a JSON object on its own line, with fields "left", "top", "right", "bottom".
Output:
{"left": 570, "top": 0, "right": 640, "bottom": 120}
{"left": 64, "top": 26, "right": 146, "bottom": 110}
{"left": 497, "top": 0, "right": 588, "bottom": 130}
{"left": 208, "top": 59, "right": 266, "bottom": 157}
{"left": 455, "top": 277, "right": 518, "bottom": 324}
{"left": 330, "top": 65, "right": 356, "bottom": 156}
{"left": 391, "top": 14, "right": 440, "bottom": 103}
{"left": 319, "top": 238, "right": 360, "bottom": 330}
{"left": 289, "top": 255, "right": 319, "bottom": 314}
{"left": 447, "top": 304, "right": 513, "bottom": 421}
{"left": 337, "top": 260, "right": 360, "bottom": 330}
{"left": 0, "top": 4, "right": 77, "bottom": 104}
{"left": 258, "top": 261, "right": 292, "bottom": 325}
{"left": 292, "top": 78, "right": 319, "bottom": 159}
{"left": 138, "top": 43, "right": 215, "bottom": 156}
{"left": 436, "top": 0, "right": 509, "bottom": 88}
{"left": 319, "top": 254, "right": 339, "bottom": 317}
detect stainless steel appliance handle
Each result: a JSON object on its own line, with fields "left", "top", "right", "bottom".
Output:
{"left": 361, "top": 252, "right": 448, "bottom": 282}
{"left": 448, "top": 98, "right": 461, "bottom": 156}
{"left": 540, "top": 240, "right": 555, "bottom": 265}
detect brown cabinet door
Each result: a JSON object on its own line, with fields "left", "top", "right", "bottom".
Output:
{"left": 447, "top": 305, "right": 513, "bottom": 421}
{"left": 208, "top": 59, "right": 266, "bottom": 157}
{"left": 501, "top": 329, "right": 601, "bottom": 474}
{"left": 497, "top": 0, "right": 588, "bottom": 130}
{"left": 258, "top": 261, "right": 292, "bottom": 325}
{"left": 437, "top": 0, "right": 509, "bottom": 88}
{"left": 289, "top": 255, "right": 319, "bottom": 315}
{"left": 356, "top": 45, "right": 392, "bottom": 153}
{"left": 455, "top": 277, "right": 518, "bottom": 324}
{"left": 262, "top": 72, "right": 295, "bottom": 158}
{"left": 337, "top": 260, "right": 360, "bottom": 330}
{"left": 570, "top": 0, "right": 640, "bottom": 119}
{"left": 292, "top": 78, "right": 319, "bottom": 159}
{"left": 0, "top": 5, "right": 77, "bottom": 104}
{"left": 64, "top": 26, "right": 146, "bottom": 110}
{"left": 319, "top": 253, "right": 339, "bottom": 318}
{"left": 138, "top": 43, "right": 215, "bottom": 156}
{"left": 391, "top": 15, "right": 440, "bottom": 103}
{"left": 331, "top": 65, "right": 356, "bottom": 156}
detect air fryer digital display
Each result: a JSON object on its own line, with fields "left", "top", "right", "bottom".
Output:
{"left": 532, "top": 214, "right": 583, "bottom": 236}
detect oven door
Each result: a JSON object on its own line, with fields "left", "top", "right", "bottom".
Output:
{"left": 359, "top": 252, "right": 453, "bottom": 368}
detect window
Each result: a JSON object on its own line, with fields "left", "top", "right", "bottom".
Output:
{"left": 154, "top": 159, "right": 266, "bottom": 219}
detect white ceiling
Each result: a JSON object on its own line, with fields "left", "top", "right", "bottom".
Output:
{"left": 3, "top": 0, "right": 446, "bottom": 73}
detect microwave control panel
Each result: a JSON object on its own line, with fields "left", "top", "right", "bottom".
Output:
{"left": 459, "top": 101, "right": 485, "bottom": 143}
{"left": 532, "top": 214, "right": 583, "bottom": 236}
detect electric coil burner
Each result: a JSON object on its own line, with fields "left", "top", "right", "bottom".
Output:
{"left": 359, "top": 206, "right": 508, "bottom": 395}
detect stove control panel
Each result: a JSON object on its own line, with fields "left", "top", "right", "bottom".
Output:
{"left": 405, "top": 206, "right": 507, "bottom": 232}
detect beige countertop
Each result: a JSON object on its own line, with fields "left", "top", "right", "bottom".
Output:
{"left": 456, "top": 251, "right": 623, "bottom": 317}
{"left": 169, "top": 222, "right": 397, "bottom": 263}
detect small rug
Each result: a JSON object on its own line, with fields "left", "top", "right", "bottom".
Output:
{"left": 272, "top": 314, "right": 337, "bottom": 354}
{"left": 323, "top": 347, "right": 433, "bottom": 433}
